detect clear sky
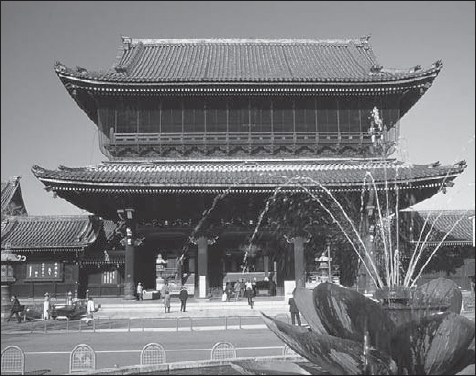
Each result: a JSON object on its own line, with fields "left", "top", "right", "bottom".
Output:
{"left": 1, "top": 1, "right": 474, "bottom": 215}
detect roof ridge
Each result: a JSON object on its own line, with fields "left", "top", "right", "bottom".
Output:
{"left": 121, "top": 36, "right": 371, "bottom": 46}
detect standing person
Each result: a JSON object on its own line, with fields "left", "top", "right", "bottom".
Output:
{"left": 86, "top": 296, "right": 95, "bottom": 325}
{"left": 179, "top": 286, "right": 188, "bottom": 312}
{"left": 225, "top": 283, "right": 233, "bottom": 302}
{"left": 43, "top": 292, "right": 51, "bottom": 320}
{"left": 245, "top": 285, "right": 254, "bottom": 309}
{"left": 233, "top": 280, "right": 241, "bottom": 301}
{"left": 252, "top": 277, "right": 258, "bottom": 296}
{"left": 163, "top": 290, "right": 171, "bottom": 313}
{"left": 288, "top": 296, "right": 302, "bottom": 326}
{"left": 7, "top": 295, "right": 23, "bottom": 323}
{"left": 136, "top": 282, "right": 144, "bottom": 301}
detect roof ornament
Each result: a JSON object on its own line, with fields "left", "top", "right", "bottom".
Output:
{"left": 54, "top": 61, "right": 66, "bottom": 74}
{"left": 121, "top": 35, "right": 132, "bottom": 50}
{"left": 432, "top": 60, "right": 443, "bottom": 69}
{"left": 360, "top": 34, "right": 371, "bottom": 43}
{"left": 370, "top": 64, "right": 383, "bottom": 74}
{"left": 76, "top": 66, "right": 87, "bottom": 73}
{"left": 411, "top": 65, "right": 422, "bottom": 73}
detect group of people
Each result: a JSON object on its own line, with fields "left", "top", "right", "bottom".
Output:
{"left": 223, "top": 279, "right": 258, "bottom": 305}
{"left": 137, "top": 281, "right": 190, "bottom": 313}
{"left": 7, "top": 292, "right": 96, "bottom": 325}
{"left": 8, "top": 285, "right": 302, "bottom": 326}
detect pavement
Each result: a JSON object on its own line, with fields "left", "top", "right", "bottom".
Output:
{"left": 94, "top": 295, "right": 289, "bottom": 319}
{"left": 1, "top": 294, "right": 290, "bottom": 321}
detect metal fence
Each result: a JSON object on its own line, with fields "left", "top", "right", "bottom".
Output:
{"left": 9, "top": 314, "right": 296, "bottom": 334}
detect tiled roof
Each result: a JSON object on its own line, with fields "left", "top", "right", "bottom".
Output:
{"left": 1, "top": 176, "right": 27, "bottom": 217}
{"left": 54, "top": 36, "right": 442, "bottom": 84}
{"left": 1, "top": 215, "right": 101, "bottom": 252}
{"left": 31, "top": 159, "right": 466, "bottom": 193}
{"left": 408, "top": 209, "right": 475, "bottom": 245}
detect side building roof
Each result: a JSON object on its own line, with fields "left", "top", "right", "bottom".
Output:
{"left": 403, "top": 209, "right": 475, "bottom": 246}
{"left": 1, "top": 176, "right": 28, "bottom": 219}
{"left": 1, "top": 215, "right": 102, "bottom": 253}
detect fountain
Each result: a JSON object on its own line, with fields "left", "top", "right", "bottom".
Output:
{"left": 228, "top": 110, "right": 475, "bottom": 375}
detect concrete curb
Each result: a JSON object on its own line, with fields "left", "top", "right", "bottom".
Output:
{"left": 72, "top": 355, "right": 304, "bottom": 375}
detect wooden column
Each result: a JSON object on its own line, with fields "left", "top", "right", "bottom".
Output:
{"left": 120, "top": 209, "right": 136, "bottom": 300}
{"left": 197, "top": 236, "right": 208, "bottom": 298}
{"left": 286, "top": 235, "right": 309, "bottom": 288}
{"left": 357, "top": 191, "right": 377, "bottom": 294}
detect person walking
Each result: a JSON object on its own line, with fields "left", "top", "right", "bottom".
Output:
{"left": 225, "top": 283, "right": 233, "bottom": 302}
{"left": 43, "top": 292, "right": 51, "bottom": 320}
{"left": 245, "top": 285, "right": 254, "bottom": 309}
{"left": 233, "top": 280, "right": 241, "bottom": 301}
{"left": 86, "top": 296, "right": 95, "bottom": 325}
{"left": 179, "top": 286, "right": 188, "bottom": 312}
{"left": 7, "top": 295, "right": 23, "bottom": 323}
{"left": 163, "top": 290, "right": 171, "bottom": 313}
{"left": 288, "top": 296, "right": 302, "bottom": 326}
{"left": 136, "top": 282, "right": 144, "bottom": 301}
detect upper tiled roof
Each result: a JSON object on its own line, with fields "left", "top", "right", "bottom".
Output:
{"left": 1, "top": 176, "right": 27, "bottom": 218}
{"left": 1, "top": 215, "right": 101, "bottom": 252}
{"left": 31, "top": 159, "right": 466, "bottom": 193}
{"left": 54, "top": 36, "right": 442, "bottom": 84}
{"left": 407, "top": 209, "right": 475, "bottom": 245}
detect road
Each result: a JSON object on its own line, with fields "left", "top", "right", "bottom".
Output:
{"left": 1, "top": 327, "right": 286, "bottom": 374}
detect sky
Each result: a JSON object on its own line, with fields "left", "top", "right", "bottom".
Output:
{"left": 1, "top": 1, "right": 475, "bottom": 215}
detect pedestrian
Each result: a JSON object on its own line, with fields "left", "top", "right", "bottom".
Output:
{"left": 137, "top": 282, "right": 144, "bottom": 301}
{"left": 86, "top": 296, "right": 95, "bottom": 325}
{"left": 7, "top": 295, "right": 23, "bottom": 323}
{"left": 43, "top": 292, "right": 51, "bottom": 320}
{"left": 240, "top": 279, "right": 246, "bottom": 297}
{"left": 288, "top": 296, "right": 301, "bottom": 326}
{"left": 252, "top": 277, "right": 258, "bottom": 296}
{"left": 161, "top": 280, "right": 170, "bottom": 299}
{"left": 163, "top": 290, "right": 171, "bottom": 313}
{"left": 245, "top": 285, "right": 254, "bottom": 309}
{"left": 225, "top": 283, "right": 233, "bottom": 302}
{"left": 233, "top": 280, "right": 241, "bottom": 301}
{"left": 179, "top": 286, "right": 188, "bottom": 312}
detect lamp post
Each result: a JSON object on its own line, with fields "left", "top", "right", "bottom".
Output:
{"left": 1, "top": 242, "right": 24, "bottom": 313}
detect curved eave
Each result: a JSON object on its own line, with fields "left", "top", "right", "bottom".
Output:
{"left": 57, "top": 70, "right": 440, "bottom": 93}
{"left": 7, "top": 246, "right": 87, "bottom": 253}
{"left": 32, "top": 173, "right": 462, "bottom": 194}
{"left": 410, "top": 240, "right": 473, "bottom": 246}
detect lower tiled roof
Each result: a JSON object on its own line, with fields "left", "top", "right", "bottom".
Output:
{"left": 31, "top": 159, "right": 466, "bottom": 193}
{"left": 1, "top": 176, "right": 27, "bottom": 217}
{"left": 406, "top": 209, "right": 475, "bottom": 245}
{"left": 1, "top": 215, "right": 101, "bottom": 251}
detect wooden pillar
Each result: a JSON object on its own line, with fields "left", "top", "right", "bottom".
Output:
{"left": 286, "top": 235, "right": 309, "bottom": 289}
{"left": 196, "top": 236, "right": 209, "bottom": 298}
{"left": 120, "top": 209, "right": 136, "bottom": 300}
{"left": 192, "top": 235, "right": 218, "bottom": 298}
{"left": 357, "top": 191, "right": 377, "bottom": 294}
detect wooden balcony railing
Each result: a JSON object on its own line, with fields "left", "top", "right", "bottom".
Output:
{"left": 108, "top": 131, "right": 374, "bottom": 147}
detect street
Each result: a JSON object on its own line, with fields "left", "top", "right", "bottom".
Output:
{"left": 1, "top": 327, "right": 286, "bottom": 374}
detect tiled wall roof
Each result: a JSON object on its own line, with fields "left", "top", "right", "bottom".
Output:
{"left": 31, "top": 159, "right": 465, "bottom": 191}
{"left": 54, "top": 37, "right": 442, "bottom": 84}
{"left": 409, "top": 209, "right": 475, "bottom": 244}
{"left": 1, "top": 176, "right": 27, "bottom": 217}
{"left": 1, "top": 215, "right": 101, "bottom": 251}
